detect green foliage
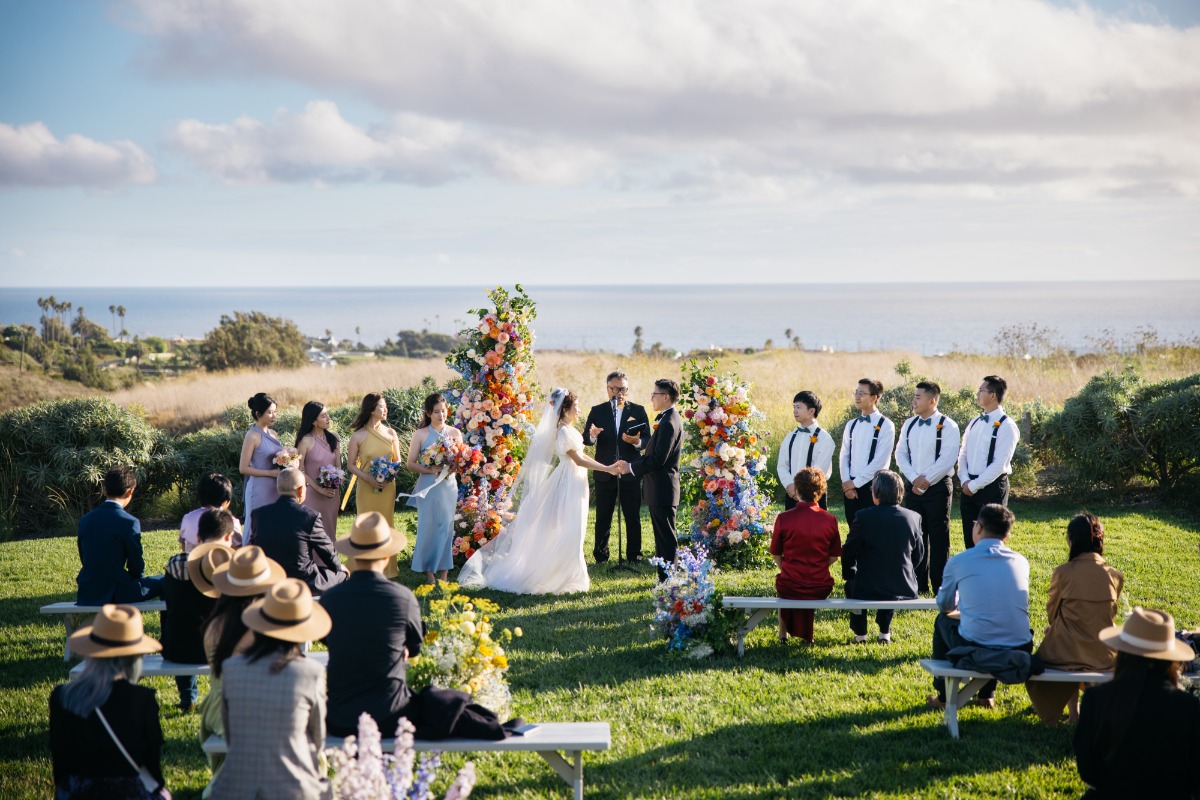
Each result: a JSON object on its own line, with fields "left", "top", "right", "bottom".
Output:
{"left": 0, "top": 397, "right": 172, "bottom": 537}
{"left": 200, "top": 311, "right": 307, "bottom": 371}
{"left": 382, "top": 330, "right": 457, "bottom": 359}
{"left": 171, "top": 427, "right": 247, "bottom": 516}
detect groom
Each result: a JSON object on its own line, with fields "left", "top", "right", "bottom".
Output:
{"left": 616, "top": 379, "right": 682, "bottom": 578}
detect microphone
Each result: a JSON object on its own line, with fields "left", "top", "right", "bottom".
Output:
{"left": 611, "top": 396, "right": 618, "bottom": 416}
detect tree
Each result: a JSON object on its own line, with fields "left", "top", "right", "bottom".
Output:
{"left": 109, "top": 304, "right": 117, "bottom": 336}
{"left": 117, "top": 306, "right": 126, "bottom": 340}
{"left": 200, "top": 311, "right": 308, "bottom": 371}
{"left": 633, "top": 326, "right": 644, "bottom": 355}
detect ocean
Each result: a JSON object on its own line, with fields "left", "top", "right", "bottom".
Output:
{"left": 2, "top": 282, "right": 1197, "bottom": 355}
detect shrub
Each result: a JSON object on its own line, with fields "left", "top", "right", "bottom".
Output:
{"left": 200, "top": 311, "right": 307, "bottom": 371}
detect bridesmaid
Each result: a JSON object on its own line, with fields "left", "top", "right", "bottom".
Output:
{"left": 406, "top": 393, "right": 461, "bottom": 584}
{"left": 296, "top": 401, "right": 341, "bottom": 537}
{"left": 238, "top": 392, "right": 283, "bottom": 543}
{"left": 347, "top": 392, "right": 402, "bottom": 578}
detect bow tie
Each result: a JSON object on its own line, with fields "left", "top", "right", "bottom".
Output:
{"left": 859, "top": 415, "right": 872, "bottom": 422}
{"left": 796, "top": 426, "right": 811, "bottom": 434}
{"left": 656, "top": 411, "right": 666, "bottom": 421}
{"left": 979, "top": 413, "right": 990, "bottom": 423}
{"left": 917, "top": 418, "right": 933, "bottom": 427}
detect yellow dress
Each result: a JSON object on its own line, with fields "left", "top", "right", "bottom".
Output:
{"left": 355, "top": 426, "right": 402, "bottom": 577}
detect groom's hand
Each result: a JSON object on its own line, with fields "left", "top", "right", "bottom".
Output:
{"left": 613, "top": 460, "right": 628, "bottom": 475}
{"left": 589, "top": 423, "right": 603, "bottom": 439}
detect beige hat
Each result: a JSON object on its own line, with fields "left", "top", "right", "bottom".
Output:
{"left": 212, "top": 545, "right": 286, "bottom": 597}
{"left": 68, "top": 605, "right": 163, "bottom": 658}
{"left": 187, "top": 542, "right": 235, "bottom": 599}
{"left": 241, "top": 579, "right": 332, "bottom": 643}
{"left": 1098, "top": 607, "right": 1196, "bottom": 661}
{"left": 334, "top": 511, "right": 407, "bottom": 560}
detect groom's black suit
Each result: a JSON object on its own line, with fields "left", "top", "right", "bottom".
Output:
{"left": 629, "top": 406, "right": 682, "bottom": 572}
{"left": 583, "top": 400, "right": 650, "bottom": 562}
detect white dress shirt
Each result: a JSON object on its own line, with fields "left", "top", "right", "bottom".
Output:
{"left": 895, "top": 413, "right": 961, "bottom": 485}
{"left": 838, "top": 411, "right": 895, "bottom": 489}
{"left": 776, "top": 424, "right": 835, "bottom": 484}
{"left": 956, "top": 406, "right": 1020, "bottom": 493}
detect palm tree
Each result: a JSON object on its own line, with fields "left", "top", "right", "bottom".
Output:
{"left": 109, "top": 304, "right": 117, "bottom": 336}
{"left": 117, "top": 306, "right": 126, "bottom": 340}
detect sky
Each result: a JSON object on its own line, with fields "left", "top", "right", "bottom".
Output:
{"left": 1, "top": 0, "right": 1198, "bottom": 287}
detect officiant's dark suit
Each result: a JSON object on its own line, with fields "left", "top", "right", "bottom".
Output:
{"left": 583, "top": 398, "right": 650, "bottom": 562}
{"left": 251, "top": 495, "right": 346, "bottom": 595}
{"left": 628, "top": 387, "right": 683, "bottom": 574}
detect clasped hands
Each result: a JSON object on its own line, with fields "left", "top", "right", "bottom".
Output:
{"left": 612, "top": 460, "right": 632, "bottom": 476}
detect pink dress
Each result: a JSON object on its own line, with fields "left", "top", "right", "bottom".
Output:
{"left": 301, "top": 434, "right": 341, "bottom": 537}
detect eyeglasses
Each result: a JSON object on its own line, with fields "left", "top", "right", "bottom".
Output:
{"left": 852, "top": 391, "right": 871, "bottom": 398}
{"left": 607, "top": 386, "right": 629, "bottom": 394}
{"left": 650, "top": 391, "right": 667, "bottom": 397}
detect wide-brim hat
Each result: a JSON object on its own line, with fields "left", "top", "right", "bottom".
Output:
{"left": 241, "top": 578, "right": 332, "bottom": 643}
{"left": 187, "top": 542, "right": 235, "bottom": 599}
{"left": 335, "top": 511, "right": 407, "bottom": 560}
{"left": 68, "top": 605, "right": 163, "bottom": 658}
{"left": 1098, "top": 607, "right": 1195, "bottom": 661}
{"left": 212, "top": 545, "right": 286, "bottom": 597}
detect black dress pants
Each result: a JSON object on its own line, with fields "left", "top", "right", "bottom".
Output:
{"left": 931, "top": 612, "right": 1032, "bottom": 701}
{"left": 959, "top": 475, "right": 1009, "bottom": 550}
{"left": 593, "top": 475, "right": 643, "bottom": 562}
{"left": 842, "top": 479, "right": 874, "bottom": 527}
{"left": 647, "top": 504, "right": 678, "bottom": 579}
{"left": 904, "top": 477, "right": 953, "bottom": 594}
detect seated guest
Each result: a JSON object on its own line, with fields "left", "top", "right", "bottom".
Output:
{"left": 321, "top": 512, "right": 423, "bottom": 737}
{"left": 770, "top": 467, "right": 842, "bottom": 644}
{"left": 49, "top": 605, "right": 167, "bottom": 799}
{"left": 1026, "top": 512, "right": 1124, "bottom": 726}
{"left": 1075, "top": 607, "right": 1200, "bottom": 799}
{"left": 210, "top": 579, "right": 332, "bottom": 800}
{"left": 179, "top": 472, "right": 243, "bottom": 552}
{"left": 251, "top": 467, "right": 348, "bottom": 595}
{"left": 928, "top": 503, "right": 1031, "bottom": 710}
{"left": 76, "top": 467, "right": 163, "bottom": 604}
{"left": 841, "top": 470, "right": 924, "bottom": 644}
{"left": 162, "top": 509, "right": 235, "bottom": 712}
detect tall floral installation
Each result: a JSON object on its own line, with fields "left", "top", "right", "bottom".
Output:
{"left": 679, "top": 359, "right": 775, "bottom": 569}
{"left": 445, "top": 285, "right": 539, "bottom": 561}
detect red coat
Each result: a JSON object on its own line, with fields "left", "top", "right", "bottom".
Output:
{"left": 771, "top": 503, "right": 842, "bottom": 598}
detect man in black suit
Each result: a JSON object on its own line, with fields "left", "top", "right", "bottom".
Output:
{"left": 840, "top": 470, "right": 925, "bottom": 644}
{"left": 76, "top": 466, "right": 163, "bottom": 604}
{"left": 616, "top": 378, "right": 683, "bottom": 578}
{"left": 250, "top": 467, "right": 348, "bottom": 595}
{"left": 582, "top": 370, "right": 651, "bottom": 563}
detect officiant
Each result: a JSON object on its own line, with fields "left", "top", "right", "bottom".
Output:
{"left": 583, "top": 370, "right": 651, "bottom": 564}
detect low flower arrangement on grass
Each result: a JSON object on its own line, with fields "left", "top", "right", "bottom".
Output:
{"left": 326, "top": 712, "right": 476, "bottom": 800}
{"left": 649, "top": 546, "right": 742, "bottom": 658}
{"left": 409, "top": 582, "right": 521, "bottom": 718}
{"left": 680, "top": 359, "right": 775, "bottom": 568}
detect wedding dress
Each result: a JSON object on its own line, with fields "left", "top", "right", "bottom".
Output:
{"left": 458, "top": 390, "right": 590, "bottom": 594}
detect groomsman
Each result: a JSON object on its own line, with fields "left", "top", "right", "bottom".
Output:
{"left": 777, "top": 391, "right": 834, "bottom": 511}
{"left": 839, "top": 379, "right": 895, "bottom": 526}
{"left": 957, "top": 375, "right": 1020, "bottom": 550}
{"left": 895, "top": 381, "right": 961, "bottom": 594}
{"left": 583, "top": 370, "right": 650, "bottom": 563}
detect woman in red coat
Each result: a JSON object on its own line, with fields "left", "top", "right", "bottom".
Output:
{"left": 771, "top": 467, "right": 842, "bottom": 643}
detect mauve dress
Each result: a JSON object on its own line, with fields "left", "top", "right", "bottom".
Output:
{"left": 301, "top": 434, "right": 341, "bottom": 537}
{"left": 243, "top": 425, "right": 282, "bottom": 543}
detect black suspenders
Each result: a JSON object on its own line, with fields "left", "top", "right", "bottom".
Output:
{"left": 848, "top": 416, "right": 883, "bottom": 478}
{"left": 905, "top": 415, "right": 946, "bottom": 462}
{"left": 967, "top": 414, "right": 1008, "bottom": 477}
{"left": 806, "top": 427, "right": 820, "bottom": 467}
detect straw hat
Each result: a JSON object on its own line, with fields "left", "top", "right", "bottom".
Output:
{"left": 211, "top": 545, "right": 286, "bottom": 597}
{"left": 1098, "top": 607, "right": 1195, "bottom": 661}
{"left": 335, "top": 511, "right": 407, "bottom": 560}
{"left": 241, "top": 579, "right": 331, "bottom": 643}
{"left": 68, "top": 605, "right": 163, "bottom": 658}
{"left": 187, "top": 542, "right": 235, "bottom": 599}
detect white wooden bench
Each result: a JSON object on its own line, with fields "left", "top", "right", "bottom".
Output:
{"left": 725, "top": 597, "right": 939, "bottom": 656}
{"left": 41, "top": 600, "right": 168, "bottom": 661}
{"left": 920, "top": 658, "right": 1112, "bottom": 738}
{"left": 203, "top": 721, "right": 610, "bottom": 800}
{"left": 69, "top": 650, "right": 329, "bottom": 678}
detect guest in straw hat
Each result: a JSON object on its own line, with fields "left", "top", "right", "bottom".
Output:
{"left": 210, "top": 579, "right": 332, "bottom": 800}
{"left": 49, "top": 605, "right": 168, "bottom": 799}
{"left": 321, "top": 511, "right": 423, "bottom": 737}
{"left": 1074, "top": 607, "right": 1200, "bottom": 799}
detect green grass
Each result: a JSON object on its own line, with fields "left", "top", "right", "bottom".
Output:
{"left": 2, "top": 500, "right": 1198, "bottom": 799}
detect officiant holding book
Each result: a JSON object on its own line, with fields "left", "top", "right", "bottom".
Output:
{"left": 583, "top": 370, "right": 651, "bottom": 564}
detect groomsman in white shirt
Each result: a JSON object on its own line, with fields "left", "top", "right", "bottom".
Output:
{"left": 895, "top": 381, "right": 961, "bottom": 594}
{"left": 839, "top": 378, "right": 895, "bottom": 525}
{"left": 957, "top": 375, "right": 1020, "bottom": 550}
{"left": 777, "top": 391, "right": 835, "bottom": 511}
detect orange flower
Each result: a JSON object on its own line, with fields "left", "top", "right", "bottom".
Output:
{"left": 809, "top": 435, "right": 818, "bottom": 444}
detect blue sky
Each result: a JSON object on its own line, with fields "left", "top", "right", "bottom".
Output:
{"left": 1, "top": 0, "right": 1198, "bottom": 287}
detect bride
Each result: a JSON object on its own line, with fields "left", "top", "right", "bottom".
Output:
{"left": 458, "top": 388, "right": 617, "bottom": 594}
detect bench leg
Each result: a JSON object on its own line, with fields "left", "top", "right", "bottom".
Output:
{"left": 63, "top": 613, "right": 86, "bottom": 661}
{"left": 736, "top": 609, "right": 773, "bottom": 657}
{"left": 537, "top": 750, "right": 584, "bottom": 799}
{"left": 943, "top": 677, "right": 989, "bottom": 739}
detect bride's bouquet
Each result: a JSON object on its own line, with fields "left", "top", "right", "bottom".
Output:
{"left": 368, "top": 457, "right": 402, "bottom": 493}
{"left": 272, "top": 446, "right": 300, "bottom": 469}
{"left": 317, "top": 464, "right": 347, "bottom": 490}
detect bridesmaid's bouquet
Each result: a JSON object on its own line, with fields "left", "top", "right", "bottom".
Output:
{"left": 368, "top": 457, "right": 402, "bottom": 493}
{"left": 420, "top": 438, "right": 485, "bottom": 478}
{"left": 317, "top": 465, "right": 347, "bottom": 490}
{"left": 418, "top": 439, "right": 452, "bottom": 471}
{"left": 272, "top": 446, "right": 300, "bottom": 469}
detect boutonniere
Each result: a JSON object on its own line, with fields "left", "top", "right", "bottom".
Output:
{"left": 992, "top": 420, "right": 1001, "bottom": 428}
{"left": 874, "top": 425, "right": 881, "bottom": 431}
{"left": 652, "top": 422, "right": 659, "bottom": 432}
{"left": 809, "top": 435, "right": 818, "bottom": 444}
{"left": 936, "top": 423, "right": 943, "bottom": 430}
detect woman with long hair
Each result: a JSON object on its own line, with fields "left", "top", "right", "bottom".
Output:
{"left": 405, "top": 393, "right": 461, "bottom": 584}
{"left": 296, "top": 401, "right": 341, "bottom": 536}
{"left": 238, "top": 392, "right": 283, "bottom": 543}
{"left": 49, "top": 606, "right": 167, "bottom": 799}
{"left": 1074, "top": 607, "right": 1200, "bottom": 798}
{"left": 346, "top": 392, "right": 402, "bottom": 577}
{"left": 1026, "top": 512, "right": 1124, "bottom": 725}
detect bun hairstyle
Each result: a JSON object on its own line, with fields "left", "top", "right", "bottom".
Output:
{"left": 421, "top": 393, "right": 448, "bottom": 428}
{"left": 248, "top": 392, "right": 276, "bottom": 421}
{"left": 555, "top": 389, "right": 578, "bottom": 424}
{"left": 1067, "top": 511, "right": 1105, "bottom": 559}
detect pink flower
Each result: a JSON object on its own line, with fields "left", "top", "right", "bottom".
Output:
{"left": 498, "top": 332, "right": 510, "bottom": 343}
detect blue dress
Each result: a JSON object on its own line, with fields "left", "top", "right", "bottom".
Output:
{"left": 408, "top": 427, "right": 457, "bottom": 573}
{"left": 243, "top": 424, "right": 283, "bottom": 543}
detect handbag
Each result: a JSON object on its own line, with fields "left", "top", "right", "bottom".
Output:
{"left": 94, "top": 708, "right": 162, "bottom": 795}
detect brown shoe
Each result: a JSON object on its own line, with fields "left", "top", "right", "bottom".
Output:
{"left": 974, "top": 697, "right": 996, "bottom": 709}
{"left": 926, "top": 694, "right": 945, "bottom": 710}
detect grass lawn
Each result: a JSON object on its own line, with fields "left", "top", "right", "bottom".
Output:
{"left": 2, "top": 499, "right": 1198, "bottom": 799}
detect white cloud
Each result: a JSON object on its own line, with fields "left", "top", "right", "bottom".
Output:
{"left": 0, "top": 122, "right": 156, "bottom": 188}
